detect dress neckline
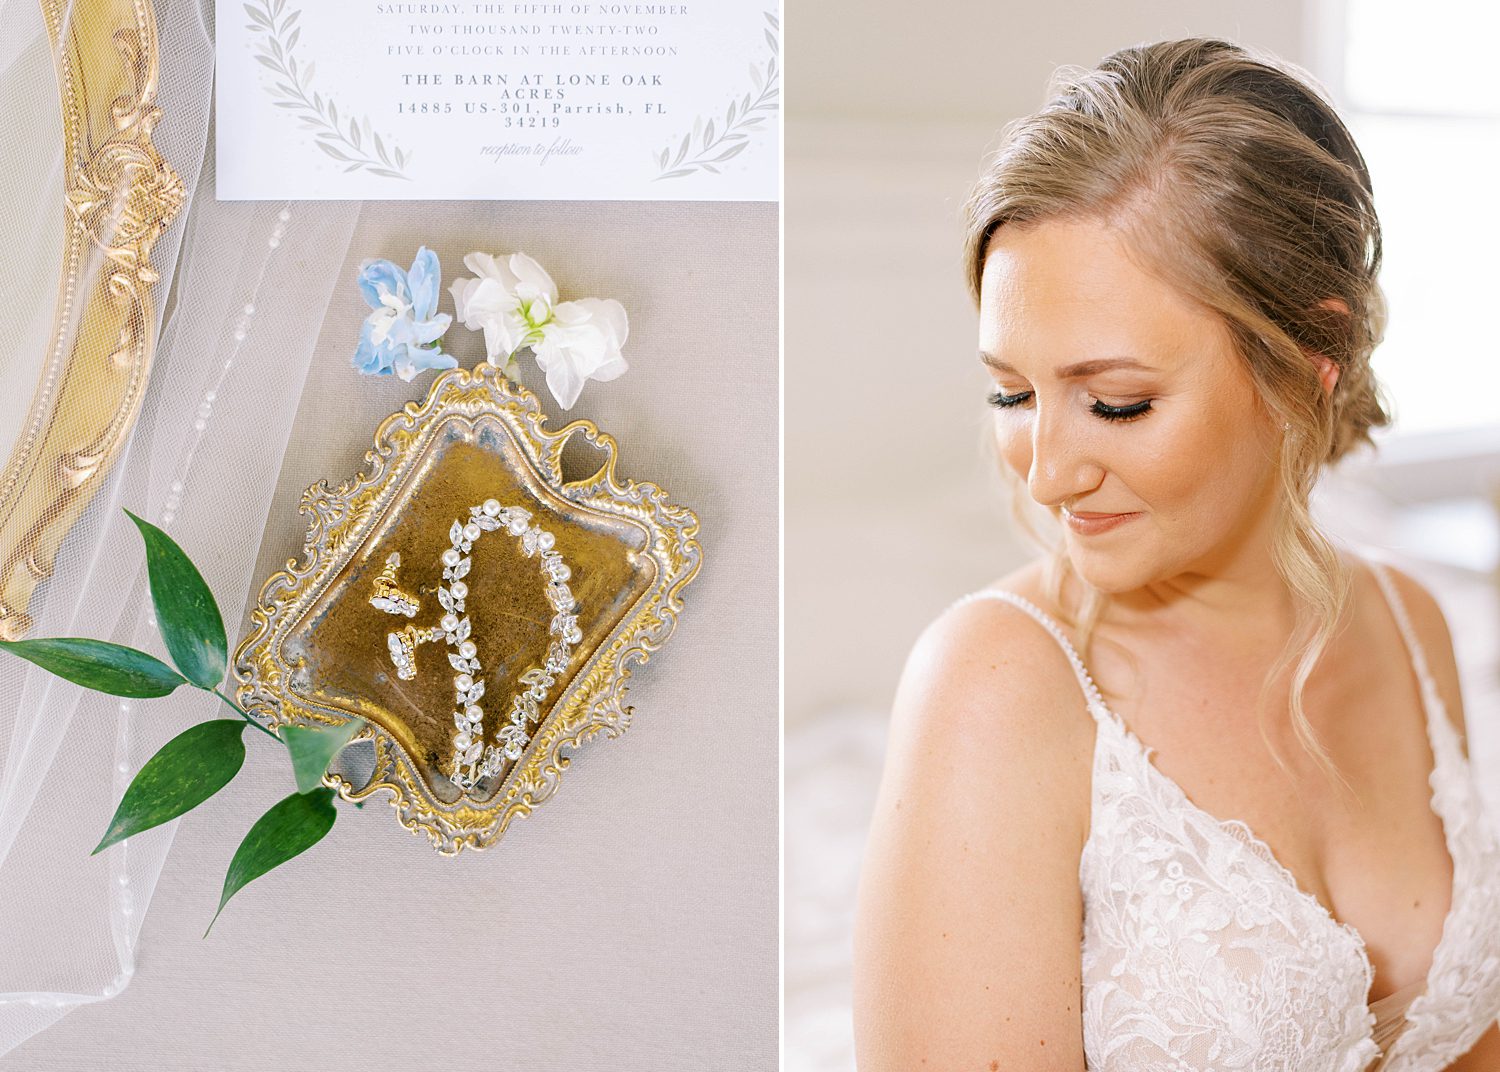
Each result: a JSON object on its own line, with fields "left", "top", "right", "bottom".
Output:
{"left": 1071, "top": 559, "right": 1462, "bottom": 1050}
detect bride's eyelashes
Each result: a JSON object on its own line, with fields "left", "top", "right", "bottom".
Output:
{"left": 986, "top": 388, "right": 1033, "bottom": 409}
{"left": 985, "top": 389, "right": 1155, "bottom": 423}
{"left": 1090, "top": 398, "right": 1153, "bottom": 422}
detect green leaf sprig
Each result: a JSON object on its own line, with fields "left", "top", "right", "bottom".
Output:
{"left": 0, "top": 509, "right": 364, "bottom": 933}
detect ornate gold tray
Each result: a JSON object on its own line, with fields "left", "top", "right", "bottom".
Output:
{"left": 233, "top": 364, "right": 701, "bottom": 852}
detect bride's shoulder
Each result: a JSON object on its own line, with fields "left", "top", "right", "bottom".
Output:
{"left": 891, "top": 558, "right": 1094, "bottom": 754}
{"left": 872, "top": 558, "right": 1095, "bottom": 895}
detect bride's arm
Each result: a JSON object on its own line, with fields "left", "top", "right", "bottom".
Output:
{"left": 852, "top": 598, "right": 1094, "bottom": 1072}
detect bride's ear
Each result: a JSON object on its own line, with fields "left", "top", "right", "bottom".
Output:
{"left": 1308, "top": 297, "right": 1347, "bottom": 396}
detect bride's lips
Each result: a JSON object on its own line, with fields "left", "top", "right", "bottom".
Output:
{"left": 1063, "top": 508, "right": 1141, "bottom": 536}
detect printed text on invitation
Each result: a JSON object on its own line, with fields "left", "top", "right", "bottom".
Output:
{"left": 216, "top": 1, "right": 780, "bottom": 200}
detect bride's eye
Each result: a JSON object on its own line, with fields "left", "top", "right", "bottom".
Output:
{"left": 986, "top": 389, "right": 1033, "bottom": 409}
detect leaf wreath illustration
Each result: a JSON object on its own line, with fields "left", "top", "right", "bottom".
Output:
{"left": 243, "top": 0, "right": 413, "bottom": 180}
{"left": 654, "top": 9, "right": 780, "bottom": 180}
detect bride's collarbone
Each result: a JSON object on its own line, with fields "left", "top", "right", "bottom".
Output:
{"left": 1088, "top": 635, "right": 1433, "bottom": 830}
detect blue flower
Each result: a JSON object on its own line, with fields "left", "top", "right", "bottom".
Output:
{"left": 352, "top": 246, "right": 457, "bottom": 382}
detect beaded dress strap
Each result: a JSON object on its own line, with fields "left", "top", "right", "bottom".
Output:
{"left": 1366, "top": 560, "right": 1436, "bottom": 692}
{"left": 951, "top": 589, "right": 1118, "bottom": 729}
{"left": 1364, "top": 559, "right": 1459, "bottom": 771}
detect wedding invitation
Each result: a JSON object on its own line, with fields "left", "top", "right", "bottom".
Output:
{"left": 215, "top": 0, "right": 779, "bottom": 200}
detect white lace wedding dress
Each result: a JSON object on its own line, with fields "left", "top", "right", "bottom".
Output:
{"left": 955, "top": 561, "right": 1500, "bottom": 1071}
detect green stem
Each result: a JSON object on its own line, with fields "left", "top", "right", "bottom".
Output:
{"left": 211, "top": 686, "right": 281, "bottom": 741}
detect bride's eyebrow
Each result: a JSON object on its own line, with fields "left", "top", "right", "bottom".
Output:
{"left": 979, "top": 352, "right": 1160, "bottom": 378}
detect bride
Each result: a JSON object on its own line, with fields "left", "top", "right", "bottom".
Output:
{"left": 852, "top": 38, "right": 1500, "bottom": 1072}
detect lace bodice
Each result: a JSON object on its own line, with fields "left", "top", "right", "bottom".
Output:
{"left": 955, "top": 561, "right": 1500, "bottom": 1071}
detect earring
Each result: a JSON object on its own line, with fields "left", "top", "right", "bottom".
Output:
{"left": 387, "top": 623, "right": 423, "bottom": 680}
{"left": 370, "top": 552, "right": 420, "bottom": 617}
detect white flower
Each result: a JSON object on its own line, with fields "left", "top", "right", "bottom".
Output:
{"left": 449, "top": 252, "right": 629, "bottom": 410}
{"left": 534, "top": 297, "right": 629, "bottom": 410}
{"left": 448, "top": 253, "right": 551, "bottom": 368}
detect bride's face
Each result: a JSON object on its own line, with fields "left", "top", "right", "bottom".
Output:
{"left": 977, "top": 216, "right": 1282, "bottom": 593}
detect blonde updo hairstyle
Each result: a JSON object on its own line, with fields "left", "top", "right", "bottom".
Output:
{"left": 964, "top": 38, "right": 1390, "bottom": 783}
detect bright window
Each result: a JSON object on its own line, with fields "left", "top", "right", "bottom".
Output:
{"left": 1333, "top": 0, "right": 1500, "bottom": 436}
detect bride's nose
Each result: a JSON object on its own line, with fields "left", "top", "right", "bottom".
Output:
{"left": 1026, "top": 405, "right": 1105, "bottom": 509}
